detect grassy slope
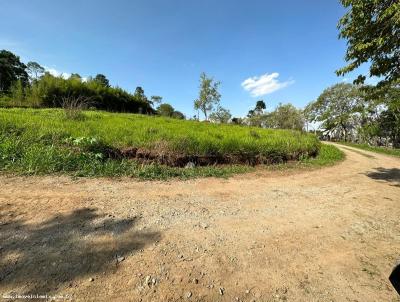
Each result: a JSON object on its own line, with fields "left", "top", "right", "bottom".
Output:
{"left": 0, "top": 108, "right": 343, "bottom": 179}
{"left": 337, "top": 142, "right": 400, "bottom": 158}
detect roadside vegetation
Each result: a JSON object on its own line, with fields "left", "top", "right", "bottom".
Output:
{"left": 0, "top": 108, "right": 326, "bottom": 179}
{"left": 337, "top": 142, "right": 400, "bottom": 158}
{"left": 304, "top": 0, "right": 399, "bottom": 151}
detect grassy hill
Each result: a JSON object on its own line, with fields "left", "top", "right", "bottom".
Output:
{"left": 0, "top": 108, "right": 341, "bottom": 179}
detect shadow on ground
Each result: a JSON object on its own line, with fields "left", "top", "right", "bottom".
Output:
{"left": 0, "top": 207, "right": 160, "bottom": 294}
{"left": 365, "top": 167, "right": 400, "bottom": 187}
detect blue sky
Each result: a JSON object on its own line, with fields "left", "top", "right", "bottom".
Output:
{"left": 0, "top": 0, "right": 363, "bottom": 117}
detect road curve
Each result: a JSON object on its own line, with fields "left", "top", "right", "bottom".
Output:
{"left": 0, "top": 143, "right": 399, "bottom": 301}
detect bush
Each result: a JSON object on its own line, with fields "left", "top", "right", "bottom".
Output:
{"left": 6, "top": 73, "right": 154, "bottom": 114}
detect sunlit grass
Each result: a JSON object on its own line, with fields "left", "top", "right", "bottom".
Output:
{"left": 0, "top": 108, "right": 339, "bottom": 179}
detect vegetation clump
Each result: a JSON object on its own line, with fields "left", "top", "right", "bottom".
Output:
{"left": 0, "top": 108, "right": 325, "bottom": 178}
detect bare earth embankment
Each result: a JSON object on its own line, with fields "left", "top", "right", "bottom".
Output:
{"left": 1, "top": 143, "right": 399, "bottom": 301}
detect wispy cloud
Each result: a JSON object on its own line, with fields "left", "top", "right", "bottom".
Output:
{"left": 45, "top": 66, "right": 88, "bottom": 81}
{"left": 45, "top": 66, "right": 71, "bottom": 79}
{"left": 241, "top": 72, "right": 294, "bottom": 97}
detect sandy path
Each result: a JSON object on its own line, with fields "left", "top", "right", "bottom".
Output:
{"left": 0, "top": 143, "right": 399, "bottom": 301}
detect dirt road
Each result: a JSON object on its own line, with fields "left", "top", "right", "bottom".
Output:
{"left": 1, "top": 143, "right": 399, "bottom": 301}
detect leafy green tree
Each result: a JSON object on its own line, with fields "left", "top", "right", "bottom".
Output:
{"left": 69, "top": 73, "right": 82, "bottom": 81}
{"left": 0, "top": 50, "right": 28, "bottom": 93}
{"left": 194, "top": 73, "right": 221, "bottom": 120}
{"left": 94, "top": 74, "right": 110, "bottom": 87}
{"left": 209, "top": 106, "right": 232, "bottom": 123}
{"left": 171, "top": 110, "right": 185, "bottom": 119}
{"left": 266, "top": 103, "right": 304, "bottom": 131}
{"left": 150, "top": 95, "right": 162, "bottom": 106}
{"left": 26, "top": 61, "right": 45, "bottom": 82}
{"left": 157, "top": 103, "right": 175, "bottom": 117}
{"left": 336, "top": 0, "right": 400, "bottom": 87}
{"left": 247, "top": 100, "right": 267, "bottom": 126}
{"left": 374, "top": 86, "right": 400, "bottom": 147}
{"left": 306, "top": 83, "right": 364, "bottom": 141}
{"left": 255, "top": 100, "right": 266, "bottom": 112}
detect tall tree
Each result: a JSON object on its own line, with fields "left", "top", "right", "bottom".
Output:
{"left": 247, "top": 100, "right": 267, "bottom": 127}
{"left": 0, "top": 50, "right": 28, "bottom": 93}
{"left": 94, "top": 74, "right": 110, "bottom": 87}
{"left": 26, "top": 61, "right": 45, "bottom": 82}
{"left": 255, "top": 100, "right": 266, "bottom": 112}
{"left": 306, "top": 83, "right": 364, "bottom": 141}
{"left": 209, "top": 106, "right": 232, "bottom": 123}
{"left": 266, "top": 103, "right": 304, "bottom": 131}
{"left": 70, "top": 73, "right": 82, "bottom": 80}
{"left": 157, "top": 103, "right": 175, "bottom": 117}
{"left": 336, "top": 0, "right": 400, "bottom": 87}
{"left": 150, "top": 95, "right": 162, "bottom": 106}
{"left": 134, "top": 86, "right": 148, "bottom": 102}
{"left": 194, "top": 73, "right": 221, "bottom": 120}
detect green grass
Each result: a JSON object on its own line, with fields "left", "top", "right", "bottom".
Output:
{"left": 0, "top": 108, "right": 342, "bottom": 179}
{"left": 337, "top": 142, "right": 400, "bottom": 158}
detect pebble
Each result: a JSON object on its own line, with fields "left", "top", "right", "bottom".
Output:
{"left": 193, "top": 278, "right": 199, "bottom": 284}
{"left": 89, "top": 277, "right": 94, "bottom": 282}
{"left": 186, "top": 291, "right": 192, "bottom": 298}
{"left": 219, "top": 287, "right": 224, "bottom": 295}
{"left": 116, "top": 256, "right": 125, "bottom": 263}
{"left": 145, "top": 275, "right": 151, "bottom": 286}
{"left": 200, "top": 222, "right": 209, "bottom": 229}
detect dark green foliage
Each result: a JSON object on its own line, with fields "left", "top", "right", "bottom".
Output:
{"left": 157, "top": 103, "right": 175, "bottom": 117}
{"left": 171, "top": 111, "right": 185, "bottom": 120}
{"left": 3, "top": 73, "right": 154, "bottom": 114}
{"left": 337, "top": 0, "right": 400, "bottom": 87}
{"left": 0, "top": 50, "right": 29, "bottom": 93}
{"left": 93, "top": 74, "right": 110, "bottom": 87}
{"left": 157, "top": 103, "right": 185, "bottom": 119}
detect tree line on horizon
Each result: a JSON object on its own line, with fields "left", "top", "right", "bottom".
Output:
{"left": 0, "top": 50, "right": 185, "bottom": 118}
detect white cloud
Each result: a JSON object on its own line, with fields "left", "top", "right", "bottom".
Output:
{"left": 241, "top": 72, "right": 294, "bottom": 97}
{"left": 44, "top": 66, "right": 71, "bottom": 79}
{"left": 44, "top": 66, "right": 88, "bottom": 81}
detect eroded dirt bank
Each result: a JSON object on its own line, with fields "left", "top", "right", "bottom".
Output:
{"left": 1, "top": 143, "right": 399, "bottom": 301}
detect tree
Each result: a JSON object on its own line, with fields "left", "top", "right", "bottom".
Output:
{"left": 134, "top": 86, "right": 148, "bottom": 102}
{"left": 0, "top": 50, "right": 28, "bottom": 93}
{"left": 255, "top": 100, "right": 266, "bottom": 112}
{"left": 266, "top": 103, "right": 304, "bottom": 131}
{"left": 209, "top": 106, "right": 232, "bottom": 123}
{"left": 150, "top": 96, "right": 162, "bottom": 106}
{"left": 336, "top": 0, "right": 400, "bottom": 87}
{"left": 306, "top": 83, "right": 364, "bottom": 141}
{"left": 171, "top": 110, "right": 185, "bottom": 119}
{"left": 26, "top": 61, "right": 45, "bottom": 82}
{"left": 157, "top": 103, "right": 175, "bottom": 117}
{"left": 194, "top": 73, "right": 221, "bottom": 120}
{"left": 231, "top": 117, "right": 244, "bottom": 125}
{"left": 70, "top": 73, "right": 82, "bottom": 80}
{"left": 94, "top": 74, "right": 110, "bottom": 87}
{"left": 247, "top": 100, "right": 267, "bottom": 127}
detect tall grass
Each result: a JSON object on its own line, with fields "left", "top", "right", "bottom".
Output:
{"left": 0, "top": 108, "right": 331, "bottom": 179}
